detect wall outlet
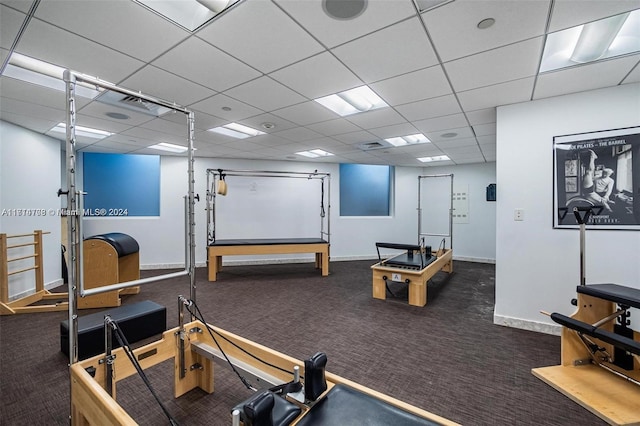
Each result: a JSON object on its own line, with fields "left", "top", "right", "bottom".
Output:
{"left": 514, "top": 208, "right": 524, "bottom": 221}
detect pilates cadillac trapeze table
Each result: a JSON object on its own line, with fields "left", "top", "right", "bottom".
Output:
{"left": 207, "top": 238, "right": 330, "bottom": 281}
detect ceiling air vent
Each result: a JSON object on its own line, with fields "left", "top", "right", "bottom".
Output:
{"left": 357, "top": 140, "right": 392, "bottom": 151}
{"left": 95, "top": 90, "right": 173, "bottom": 117}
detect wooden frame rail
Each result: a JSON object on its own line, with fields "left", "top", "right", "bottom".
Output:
{"left": 71, "top": 320, "right": 457, "bottom": 425}
{"left": 371, "top": 248, "right": 453, "bottom": 307}
{"left": 207, "top": 239, "right": 330, "bottom": 282}
{"left": 0, "top": 230, "right": 68, "bottom": 315}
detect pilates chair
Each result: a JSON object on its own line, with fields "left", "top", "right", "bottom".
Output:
{"left": 79, "top": 233, "right": 141, "bottom": 309}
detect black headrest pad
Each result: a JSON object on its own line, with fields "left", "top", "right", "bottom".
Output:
{"left": 86, "top": 233, "right": 139, "bottom": 257}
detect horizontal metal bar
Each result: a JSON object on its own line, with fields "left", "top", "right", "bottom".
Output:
{"left": 81, "top": 270, "right": 188, "bottom": 297}
{"left": 208, "top": 169, "right": 329, "bottom": 178}
{"left": 418, "top": 173, "right": 454, "bottom": 179}
{"left": 419, "top": 233, "right": 451, "bottom": 237}
{"left": 70, "top": 71, "right": 191, "bottom": 115}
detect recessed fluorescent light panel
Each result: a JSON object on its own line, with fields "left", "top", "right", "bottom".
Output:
{"left": 417, "top": 155, "right": 449, "bottom": 163}
{"left": 4, "top": 53, "right": 100, "bottom": 99}
{"left": 296, "top": 149, "right": 334, "bottom": 158}
{"left": 208, "top": 123, "right": 265, "bottom": 139}
{"left": 314, "top": 85, "right": 388, "bottom": 116}
{"left": 540, "top": 10, "right": 640, "bottom": 73}
{"left": 148, "top": 142, "right": 189, "bottom": 153}
{"left": 50, "top": 123, "right": 112, "bottom": 139}
{"left": 134, "top": 0, "right": 237, "bottom": 32}
{"left": 385, "top": 133, "right": 430, "bottom": 147}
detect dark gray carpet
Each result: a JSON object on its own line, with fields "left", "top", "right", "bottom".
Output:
{"left": 0, "top": 260, "right": 605, "bottom": 425}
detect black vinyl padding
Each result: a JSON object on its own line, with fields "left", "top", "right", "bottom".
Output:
{"left": 60, "top": 300, "right": 166, "bottom": 359}
{"left": 304, "top": 352, "right": 328, "bottom": 402}
{"left": 375, "top": 242, "right": 421, "bottom": 251}
{"left": 577, "top": 284, "right": 640, "bottom": 309}
{"left": 296, "top": 384, "right": 442, "bottom": 426}
{"left": 86, "top": 232, "right": 139, "bottom": 257}
{"left": 550, "top": 313, "right": 640, "bottom": 355}
{"left": 209, "top": 238, "right": 327, "bottom": 246}
{"left": 382, "top": 252, "right": 436, "bottom": 269}
{"left": 232, "top": 390, "right": 302, "bottom": 426}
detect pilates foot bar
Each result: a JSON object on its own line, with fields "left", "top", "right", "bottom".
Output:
{"left": 70, "top": 318, "right": 457, "bottom": 426}
{"left": 532, "top": 283, "right": 640, "bottom": 425}
{"left": 207, "top": 238, "right": 330, "bottom": 282}
{"left": 371, "top": 246, "right": 453, "bottom": 307}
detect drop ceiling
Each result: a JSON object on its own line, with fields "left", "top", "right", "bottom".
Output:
{"left": 1, "top": 0, "right": 638, "bottom": 167}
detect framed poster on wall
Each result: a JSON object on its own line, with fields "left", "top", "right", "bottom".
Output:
{"left": 553, "top": 126, "right": 639, "bottom": 230}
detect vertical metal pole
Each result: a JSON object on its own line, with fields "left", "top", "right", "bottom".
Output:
{"left": 104, "top": 316, "right": 114, "bottom": 396}
{"left": 449, "top": 174, "right": 454, "bottom": 250}
{"left": 579, "top": 221, "right": 586, "bottom": 286}
{"left": 417, "top": 176, "right": 422, "bottom": 245}
{"left": 64, "top": 69, "right": 79, "bottom": 423}
{"left": 178, "top": 296, "right": 186, "bottom": 379}
{"left": 187, "top": 112, "right": 196, "bottom": 312}
{"left": 327, "top": 174, "right": 331, "bottom": 245}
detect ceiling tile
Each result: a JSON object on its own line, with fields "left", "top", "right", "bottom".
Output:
{"left": 331, "top": 17, "right": 438, "bottom": 83}
{"left": 421, "top": 0, "right": 550, "bottom": 61}
{"left": 465, "top": 108, "right": 497, "bottom": 125}
{"left": 1, "top": 97, "right": 64, "bottom": 123}
{"left": 413, "top": 113, "right": 469, "bottom": 134}
{"left": 548, "top": 0, "right": 640, "bottom": 32}
{"left": 457, "top": 77, "right": 535, "bottom": 111}
{"left": 368, "top": 122, "right": 420, "bottom": 139}
{"left": 426, "top": 126, "right": 476, "bottom": 143}
{"left": 196, "top": 0, "right": 324, "bottom": 73}
{"left": 307, "top": 118, "right": 362, "bottom": 136}
{"left": 154, "top": 36, "right": 261, "bottom": 92}
{"left": 15, "top": 18, "right": 145, "bottom": 83}
{"left": 473, "top": 123, "right": 496, "bottom": 136}
{"left": 370, "top": 66, "right": 451, "bottom": 106}
{"left": 190, "top": 94, "right": 263, "bottom": 121}
{"left": 274, "top": 0, "right": 416, "bottom": 48}
{"left": 622, "top": 60, "right": 640, "bottom": 84}
{"left": 345, "top": 107, "right": 407, "bottom": 129}
{"left": 0, "top": 110, "right": 59, "bottom": 134}
{"left": 395, "top": 94, "right": 462, "bottom": 121}
{"left": 119, "top": 65, "right": 215, "bottom": 106}
{"left": 237, "top": 113, "right": 298, "bottom": 134}
{"left": 534, "top": 55, "right": 640, "bottom": 100}
{"left": 34, "top": 0, "right": 189, "bottom": 62}
{"left": 332, "top": 130, "right": 378, "bottom": 144}
{"left": 272, "top": 101, "right": 338, "bottom": 126}
{"left": 1, "top": 5, "right": 24, "bottom": 50}
{"left": 269, "top": 52, "right": 362, "bottom": 99}
{"left": 445, "top": 37, "right": 544, "bottom": 92}
{"left": 0, "top": 77, "right": 90, "bottom": 111}
{"left": 272, "top": 126, "right": 323, "bottom": 142}
{"left": 224, "top": 76, "right": 306, "bottom": 111}
{"left": 78, "top": 100, "right": 157, "bottom": 127}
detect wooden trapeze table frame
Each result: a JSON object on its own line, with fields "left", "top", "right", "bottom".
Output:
{"left": 70, "top": 320, "right": 457, "bottom": 425}
{"left": 371, "top": 249, "right": 453, "bottom": 307}
{"left": 532, "top": 291, "right": 640, "bottom": 425}
{"left": 207, "top": 242, "right": 330, "bottom": 282}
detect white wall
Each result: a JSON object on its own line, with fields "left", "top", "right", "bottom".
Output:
{"left": 495, "top": 83, "right": 640, "bottom": 334}
{"left": 0, "top": 121, "right": 62, "bottom": 298}
{"left": 81, "top": 157, "right": 496, "bottom": 267}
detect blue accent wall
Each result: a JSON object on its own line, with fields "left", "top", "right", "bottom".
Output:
{"left": 340, "top": 163, "right": 392, "bottom": 216}
{"left": 83, "top": 153, "right": 160, "bottom": 216}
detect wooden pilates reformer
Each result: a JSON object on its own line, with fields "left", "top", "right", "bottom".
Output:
{"left": 371, "top": 174, "right": 455, "bottom": 307}
{"left": 371, "top": 242, "right": 453, "bottom": 307}
{"left": 0, "top": 230, "right": 68, "bottom": 315}
{"left": 532, "top": 206, "right": 640, "bottom": 425}
{"left": 70, "top": 297, "right": 459, "bottom": 426}
{"left": 205, "top": 169, "right": 331, "bottom": 281}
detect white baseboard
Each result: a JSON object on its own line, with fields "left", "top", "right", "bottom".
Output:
{"left": 493, "top": 314, "right": 561, "bottom": 336}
